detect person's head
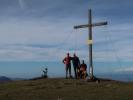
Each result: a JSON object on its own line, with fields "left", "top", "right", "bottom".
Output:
{"left": 45, "top": 68, "right": 48, "bottom": 70}
{"left": 67, "top": 53, "right": 69, "bottom": 57}
{"left": 82, "top": 60, "right": 85, "bottom": 64}
{"left": 73, "top": 53, "right": 76, "bottom": 57}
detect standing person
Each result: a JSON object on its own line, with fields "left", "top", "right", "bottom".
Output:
{"left": 72, "top": 53, "right": 80, "bottom": 79}
{"left": 62, "top": 53, "right": 72, "bottom": 78}
{"left": 42, "top": 68, "right": 48, "bottom": 78}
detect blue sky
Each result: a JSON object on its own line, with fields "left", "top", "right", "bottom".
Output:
{"left": 0, "top": 0, "right": 133, "bottom": 78}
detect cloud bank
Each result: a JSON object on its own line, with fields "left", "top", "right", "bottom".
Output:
{"left": 0, "top": 0, "right": 133, "bottom": 62}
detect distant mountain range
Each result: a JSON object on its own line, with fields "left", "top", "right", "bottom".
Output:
{"left": 0, "top": 76, "right": 12, "bottom": 83}
{"left": 96, "top": 72, "right": 133, "bottom": 82}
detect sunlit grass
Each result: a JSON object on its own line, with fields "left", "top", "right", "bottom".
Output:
{"left": 0, "top": 78, "right": 133, "bottom": 100}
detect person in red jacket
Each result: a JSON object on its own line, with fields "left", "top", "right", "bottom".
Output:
{"left": 62, "top": 53, "right": 72, "bottom": 78}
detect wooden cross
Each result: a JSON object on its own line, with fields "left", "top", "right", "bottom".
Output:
{"left": 74, "top": 9, "right": 108, "bottom": 79}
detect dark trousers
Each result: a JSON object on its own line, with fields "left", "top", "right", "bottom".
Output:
{"left": 66, "top": 64, "right": 71, "bottom": 78}
{"left": 74, "top": 67, "right": 78, "bottom": 78}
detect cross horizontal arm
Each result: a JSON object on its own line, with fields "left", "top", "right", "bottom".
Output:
{"left": 74, "top": 24, "right": 89, "bottom": 29}
{"left": 92, "top": 22, "right": 107, "bottom": 27}
{"left": 74, "top": 21, "right": 107, "bottom": 29}
{"left": 74, "top": 24, "right": 90, "bottom": 29}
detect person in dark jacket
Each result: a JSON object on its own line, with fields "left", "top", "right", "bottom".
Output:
{"left": 72, "top": 53, "right": 80, "bottom": 79}
{"left": 62, "top": 53, "right": 72, "bottom": 78}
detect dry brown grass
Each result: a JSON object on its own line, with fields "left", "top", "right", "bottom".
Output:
{"left": 0, "top": 78, "right": 133, "bottom": 100}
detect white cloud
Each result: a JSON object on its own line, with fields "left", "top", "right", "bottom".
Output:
{"left": 18, "top": 0, "right": 26, "bottom": 9}
{"left": 115, "top": 67, "right": 133, "bottom": 72}
{"left": 0, "top": 18, "right": 133, "bottom": 62}
{"left": 0, "top": 45, "right": 64, "bottom": 61}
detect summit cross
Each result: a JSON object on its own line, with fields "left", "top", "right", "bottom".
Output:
{"left": 74, "top": 9, "right": 108, "bottom": 79}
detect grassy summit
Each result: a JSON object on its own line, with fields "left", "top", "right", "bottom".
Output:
{"left": 0, "top": 78, "right": 133, "bottom": 100}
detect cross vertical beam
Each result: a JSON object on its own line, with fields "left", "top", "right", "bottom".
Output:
{"left": 74, "top": 9, "right": 107, "bottom": 79}
{"left": 88, "top": 9, "right": 93, "bottom": 78}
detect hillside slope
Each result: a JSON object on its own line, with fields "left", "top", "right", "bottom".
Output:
{"left": 0, "top": 78, "right": 133, "bottom": 100}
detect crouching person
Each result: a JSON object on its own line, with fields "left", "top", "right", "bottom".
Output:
{"left": 78, "top": 60, "right": 88, "bottom": 79}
